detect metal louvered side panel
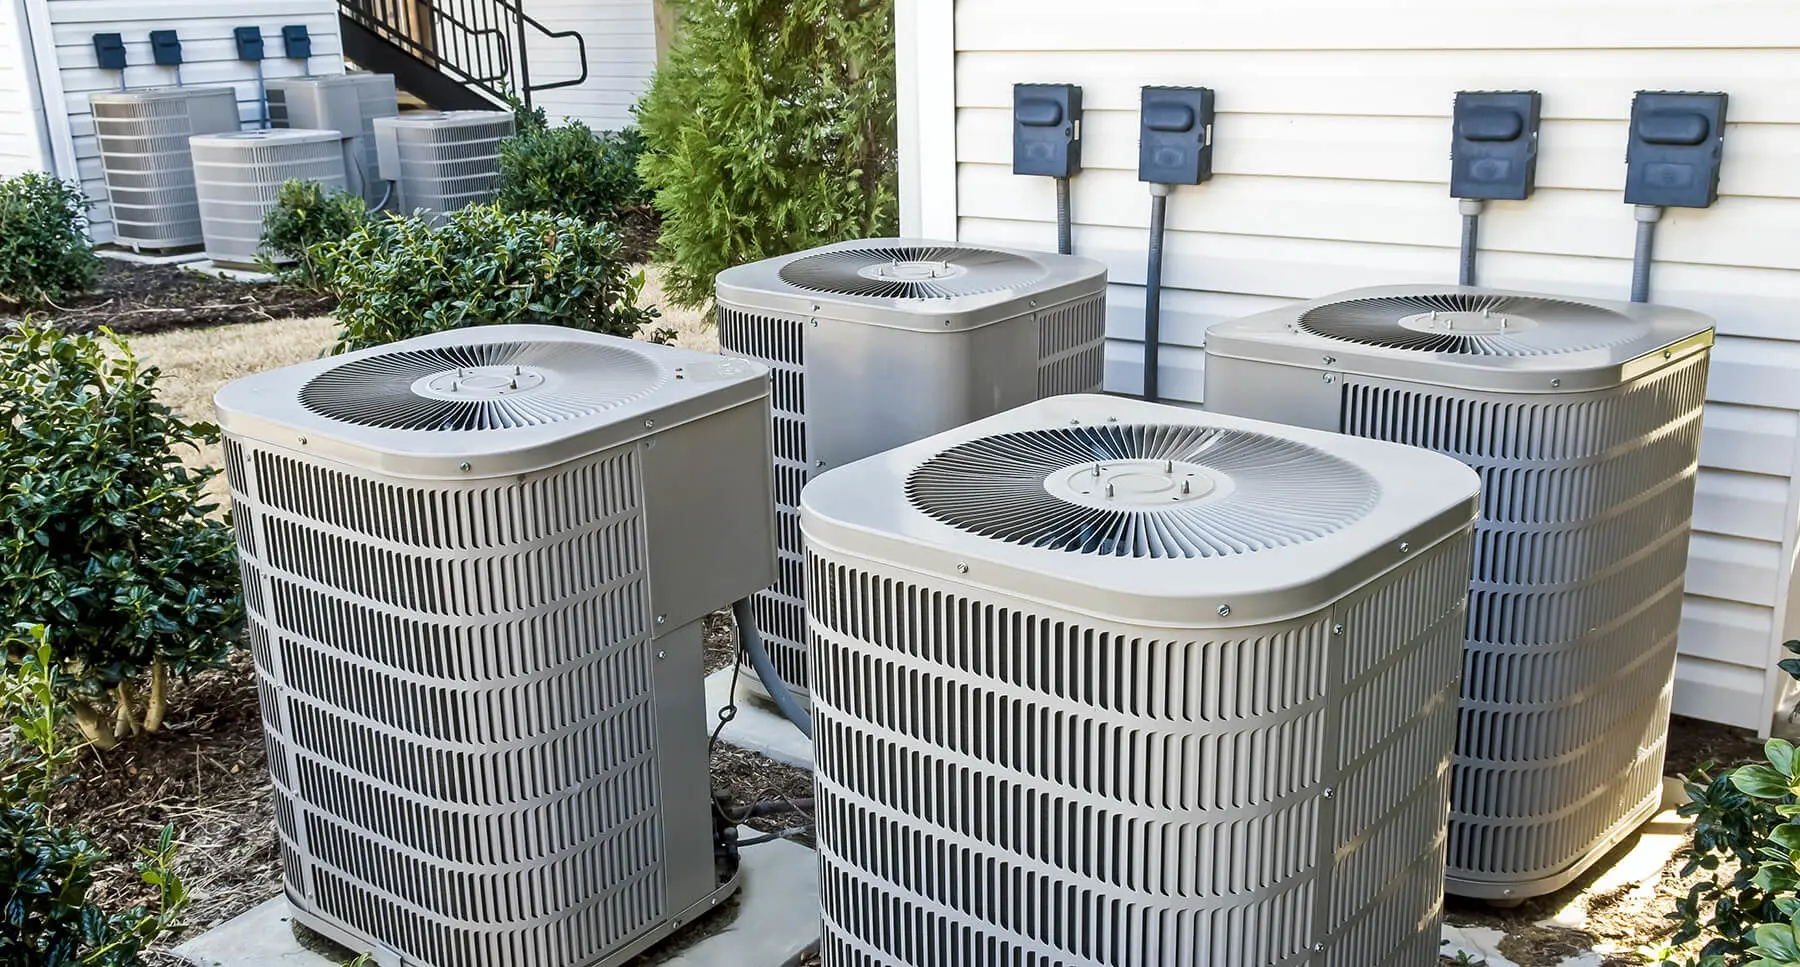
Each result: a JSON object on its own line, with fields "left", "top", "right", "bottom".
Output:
{"left": 1036, "top": 293, "right": 1107, "bottom": 397}
{"left": 92, "top": 90, "right": 238, "bottom": 250}
{"left": 719, "top": 305, "right": 813, "bottom": 697}
{"left": 1339, "top": 352, "right": 1708, "bottom": 895}
{"left": 193, "top": 137, "right": 348, "bottom": 266}
{"left": 392, "top": 121, "right": 510, "bottom": 216}
{"left": 225, "top": 436, "right": 667, "bottom": 967}
{"left": 809, "top": 533, "right": 1468, "bottom": 967}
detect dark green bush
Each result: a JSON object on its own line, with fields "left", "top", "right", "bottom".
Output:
{"left": 497, "top": 122, "right": 650, "bottom": 226}
{"left": 0, "top": 629, "right": 188, "bottom": 966}
{"left": 1663, "top": 640, "right": 1800, "bottom": 966}
{"left": 259, "top": 179, "right": 368, "bottom": 288}
{"left": 636, "top": 0, "right": 898, "bottom": 308}
{"left": 0, "top": 173, "right": 100, "bottom": 307}
{"left": 505, "top": 93, "right": 550, "bottom": 138}
{"left": 317, "top": 203, "right": 657, "bottom": 354}
{"left": 0, "top": 322, "right": 241, "bottom": 748}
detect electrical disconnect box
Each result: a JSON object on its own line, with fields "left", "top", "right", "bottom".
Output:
{"left": 1012, "top": 83, "right": 1081, "bottom": 178}
{"left": 1626, "top": 91, "right": 1727, "bottom": 208}
{"left": 150, "top": 31, "right": 182, "bottom": 66}
{"left": 92, "top": 34, "right": 126, "bottom": 71}
{"left": 1451, "top": 91, "right": 1541, "bottom": 200}
{"left": 233, "top": 26, "right": 264, "bottom": 61}
{"left": 282, "top": 25, "right": 311, "bottom": 60}
{"left": 1138, "top": 86, "right": 1214, "bottom": 185}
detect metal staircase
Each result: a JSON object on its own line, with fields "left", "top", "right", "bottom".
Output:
{"left": 339, "top": 0, "right": 588, "bottom": 111}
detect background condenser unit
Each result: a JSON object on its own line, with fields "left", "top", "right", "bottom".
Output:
{"left": 802, "top": 394, "right": 1480, "bottom": 966}
{"left": 1202, "top": 285, "right": 1715, "bottom": 899}
{"left": 374, "top": 110, "right": 514, "bottom": 216}
{"left": 90, "top": 87, "right": 241, "bottom": 251}
{"left": 191, "top": 128, "right": 347, "bottom": 267}
{"left": 267, "top": 73, "right": 398, "bottom": 203}
{"left": 214, "top": 325, "right": 775, "bottom": 967}
{"left": 715, "top": 237, "right": 1108, "bottom": 702}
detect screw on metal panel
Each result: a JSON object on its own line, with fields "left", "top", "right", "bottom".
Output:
{"left": 1322, "top": 355, "right": 1336, "bottom": 365}
{"left": 1322, "top": 373, "right": 1336, "bottom": 384}
{"left": 1312, "top": 942, "right": 1326, "bottom": 953}
{"left": 1399, "top": 542, "right": 1411, "bottom": 553}
{"left": 816, "top": 460, "right": 827, "bottom": 468}
{"left": 1069, "top": 419, "right": 1080, "bottom": 425}
{"left": 1029, "top": 299, "right": 1038, "bottom": 307}
{"left": 810, "top": 319, "right": 819, "bottom": 328}
{"left": 1550, "top": 378, "right": 1562, "bottom": 387}
{"left": 955, "top": 563, "right": 969, "bottom": 574}
{"left": 656, "top": 650, "right": 666, "bottom": 660}
{"left": 1332, "top": 623, "right": 1344, "bottom": 635}
{"left": 1664, "top": 349, "right": 1673, "bottom": 359}
{"left": 297, "top": 435, "right": 307, "bottom": 445}
{"left": 1321, "top": 788, "right": 1334, "bottom": 799}
{"left": 458, "top": 462, "right": 471, "bottom": 473}
{"left": 1107, "top": 416, "right": 1118, "bottom": 423}
{"left": 943, "top": 320, "right": 952, "bottom": 327}
{"left": 1217, "top": 605, "right": 1231, "bottom": 616}
{"left": 656, "top": 614, "right": 667, "bottom": 625}
{"left": 644, "top": 419, "right": 656, "bottom": 428}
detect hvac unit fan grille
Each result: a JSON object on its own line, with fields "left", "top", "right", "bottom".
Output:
{"left": 1339, "top": 353, "right": 1707, "bottom": 890}
{"left": 1298, "top": 293, "right": 1648, "bottom": 356}
{"left": 810, "top": 530, "right": 1471, "bottom": 965}
{"left": 904, "top": 424, "right": 1378, "bottom": 559}
{"left": 229, "top": 437, "right": 670, "bottom": 967}
{"left": 778, "top": 245, "right": 1048, "bottom": 299}
{"left": 299, "top": 341, "right": 667, "bottom": 431}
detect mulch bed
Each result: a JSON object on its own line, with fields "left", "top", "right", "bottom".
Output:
{"left": 0, "top": 260, "right": 335, "bottom": 336}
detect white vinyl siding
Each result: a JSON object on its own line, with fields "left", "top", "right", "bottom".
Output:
{"left": 41, "top": 0, "right": 345, "bottom": 243}
{"left": 522, "top": 0, "right": 656, "bottom": 132}
{"left": 0, "top": 1, "right": 51, "bottom": 176}
{"left": 907, "top": 0, "right": 1800, "bottom": 732}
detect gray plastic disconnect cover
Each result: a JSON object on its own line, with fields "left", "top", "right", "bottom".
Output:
{"left": 802, "top": 394, "right": 1480, "bottom": 965}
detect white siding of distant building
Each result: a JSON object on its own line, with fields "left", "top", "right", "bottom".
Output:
{"left": 0, "top": 1, "right": 53, "bottom": 176}
{"left": 523, "top": 0, "right": 656, "bottom": 131}
{"left": 38, "top": 0, "right": 345, "bottom": 243}
{"left": 899, "top": 0, "right": 1800, "bottom": 733}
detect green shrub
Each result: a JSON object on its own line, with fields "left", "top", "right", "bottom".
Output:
{"left": 0, "top": 173, "right": 100, "bottom": 307}
{"left": 505, "top": 93, "right": 550, "bottom": 138}
{"left": 1664, "top": 640, "right": 1800, "bottom": 966}
{"left": 0, "top": 322, "right": 241, "bottom": 748}
{"left": 497, "top": 122, "right": 650, "bottom": 226}
{"left": 259, "top": 179, "right": 368, "bottom": 288}
{"left": 317, "top": 203, "right": 657, "bottom": 354}
{"left": 636, "top": 0, "right": 898, "bottom": 309}
{"left": 0, "top": 628, "right": 188, "bottom": 966}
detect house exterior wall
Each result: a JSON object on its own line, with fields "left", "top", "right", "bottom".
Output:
{"left": 36, "top": 0, "right": 345, "bottom": 244}
{"left": 523, "top": 0, "right": 657, "bottom": 131}
{"left": 0, "top": 1, "right": 53, "bottom": 177}
{"left": 899, "top": 0, "right": 1800, "bottom": 733}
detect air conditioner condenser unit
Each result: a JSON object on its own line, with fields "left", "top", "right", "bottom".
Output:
{"left": 715, "top": 237, "right": 1108, "bottom": 703}
{"left": 267, "top": 73, "right": 398, "bottom": 203}
{"left": 803, "top": 393, "right": 1480, "bottom": 965}
{"left": 215, "top": 325, "right": 775, "bottom": 967}
{"left": 191, "top": 128, "right": 347, "bottom": 267}
{"left": 374, "top": 110, "right": 513, "bottom": 216}
{"left": 1203, "top": 285, "right": 1714, "bottom": 899}
{"left": 90, "top": 87, "right": 241, "bottom": 251}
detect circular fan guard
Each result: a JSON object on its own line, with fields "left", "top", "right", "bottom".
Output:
{"left": 1297, "top": 293, "right": 1647, "bottom": 357}
{"left": 300, "top": 341, "right": 667, "bottom": 431}
{"left": 906, "top": 424, "right": 1379, "bottom": 559}
{"left": 778, "top": 245, "right": 1048, "bottom": 299}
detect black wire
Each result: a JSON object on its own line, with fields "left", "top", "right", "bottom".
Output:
{"left": 707, "top": 615, "right": 747, "bottom": 829}
{"left": 736, "top": 824, "right": 812, "bottom": 848}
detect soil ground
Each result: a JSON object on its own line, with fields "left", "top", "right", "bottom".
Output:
{"left": 0, "top": 260, "right": 335, "bottom": 336}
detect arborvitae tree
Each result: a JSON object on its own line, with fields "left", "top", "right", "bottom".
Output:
{"left": 636, "top": 0, "right": 898, "bottom": 309}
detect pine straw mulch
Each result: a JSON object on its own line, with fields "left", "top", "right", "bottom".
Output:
{"left": 0, "top": 260, "right": 335, "bottom": 337}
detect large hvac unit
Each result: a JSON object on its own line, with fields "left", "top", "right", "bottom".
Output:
{"left": 215, "top": 325, "right": 775, "bottom": 967}
{"left": 90, "top": 87, "right": 240, "bottom": 251}
{"left": 1203, "top": 285, "right": 1714, "bottom": 900}
{"left": 803, "top": 394, "right": 1480, "bottom": 966}
{"left": 715, "top": 238, "right": 1108, "bottom": 702}
{"left": 267, "top": 73, "right": 398, "bottom": 203}
{"left": 374, "top": 110, "right": 513, "bottom": 216}
{"left": 191, "top": 129, "right": 347, "bottom": 267}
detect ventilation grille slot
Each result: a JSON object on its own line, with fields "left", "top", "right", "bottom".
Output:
{"left": 1338, "top": 352, "right": 1707, "bottom": 888}
{"left": 1036, "top": 294, "right": 1107, "bottom": 397}
{"left": 811, "top": 532, "right": 1468, "bottom": 965}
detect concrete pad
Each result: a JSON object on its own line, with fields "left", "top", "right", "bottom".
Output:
{"left": 170, "top": 839, "right": 819, "bottom": 967}
{"left": 96, "top": 246, "right": 208, "bottom": 266}
{"left": 179, "top": 260, "right": 277, "bottom": 284}
{"left": 704, "top": 667, "right": 814, "bottom": 770}
{"left": 1442, "top": 923, "right": 1520, "bottom": 967}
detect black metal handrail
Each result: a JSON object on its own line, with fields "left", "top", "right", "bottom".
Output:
{"left": 340, "top": 0, "right": 587, "bottom": 106}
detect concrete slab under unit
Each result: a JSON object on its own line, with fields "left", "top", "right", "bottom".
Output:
{"left": 171, "top": 839, "right": 819, "bottom": 967}
{"left": 703, "top": 667, "right": 814, "bottom": 769}
{"left": 96, "top": 246, "right": 209, "bottom": 266}
{"left": 179, "top": 260, "right": 277, "bottom": 284}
